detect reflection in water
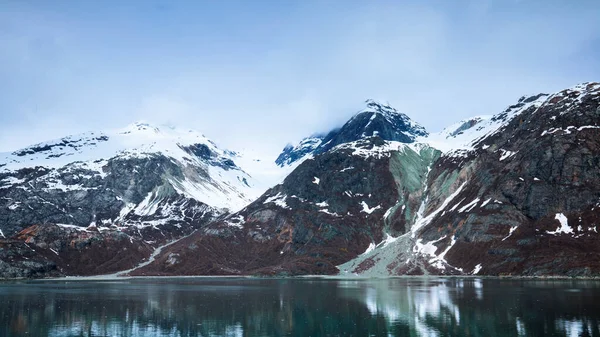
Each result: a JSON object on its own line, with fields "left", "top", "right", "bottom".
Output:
{"left": 339, "top": 278, "right": 600, "bottom": 337}
{"left": 0, "top": 277, "right": 599, "bottom": 336}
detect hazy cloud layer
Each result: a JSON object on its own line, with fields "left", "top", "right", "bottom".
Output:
{"left": 1, "top": 0, "right": 599, "bottom": 157}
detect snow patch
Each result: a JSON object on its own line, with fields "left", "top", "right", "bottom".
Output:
{"left": 333, "top": 140, "right": 416, "bottom": 160}
{"left": 411, "top": 181, "right": 467, "bottom": 237}
{"left": 0, "top": 176, "right": 27, "bottom": 188}
{"left": 319, "top": 208, "right": 342, "bottom": 217}
{"left": 134, "top": 191, "right": 161, "bottom": 216}
{"left": 458, "top": 198, "right": 480, "bottom": 213}
{"left": 499, "top": 149, "right": 517, "bottom": 161}
{"left": 360, "top": 201, "right": 382, "bottom": 214}
{"left": 264, "top": 193, "right": 289, "bottom": 208}
{"left": 413, "top": 236, "right": 446, "bottom": 257}
{"left": 541, "top": 125, "right": 600, "bottom": 136}
{"left": 378, "top": 233, "right": 399, "bottom": 249}
{"left": 547, "top": 213, "right": 573, "bottom": 235}
{"left": 224, "top": 215, "right": 245, "bottom": 229}
{"left": 56, "top": 223, "right": 90, "bottom": 232}
{"left": 428, "top": 236, "right": 459, "bottom": 270}
{"left": 502, "top": 226, "right": 518, "bottom": 241}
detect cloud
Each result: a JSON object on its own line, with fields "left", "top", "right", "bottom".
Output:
{"left": 0, "top": 0, "right": 599, "bottom": 158}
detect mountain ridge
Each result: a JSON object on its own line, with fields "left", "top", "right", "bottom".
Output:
{"left": 1, "top": 81, "right": 599, "bottom": 278}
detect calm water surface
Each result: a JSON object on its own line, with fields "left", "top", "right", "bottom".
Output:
{"left": 1, "top": 277, "right": 599, "bottom": 337}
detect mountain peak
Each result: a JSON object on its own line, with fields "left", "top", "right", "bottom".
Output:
{"left": 0, "top": 120, "right": 264, "bottom": 214}
{"left": 0, "top": 121, "right": 225, "bottom": 175}
{"left": 363, "top": 99, "right": 394, "bottom": 112}
{"left": 119, "top": 121, "right": 205, "bottom": 138}
{"left": 276, "top": 100, "right": 428, "bottom": 167}
{"left": 121, "top": 121, "right": 161, "bottom": 134}
{"left": 360, "top": 99, "right": 404, "bottom": 119}
{"left": 354, "top": 100, "right": 428, "bottom": 137}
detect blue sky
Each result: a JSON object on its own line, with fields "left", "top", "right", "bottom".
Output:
{"left": 1, "top": 0, "right": 599, "bottom": 156}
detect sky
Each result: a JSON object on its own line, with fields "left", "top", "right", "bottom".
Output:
{"left": 1, "top": 0, "right": 599, "bottom": 157}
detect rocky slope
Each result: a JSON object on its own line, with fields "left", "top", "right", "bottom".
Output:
{"left": 0, "top": 122, "right": 268, "bottom": 277}
{"left": 126, "top": 99, "right": 442, "bottom": 275}
{"left": 134, "top": 82, "right": 600, "bottom": 277}
{"left": 2, "top": 82, "right": 600, "bottom": 279}
{"left": 342, "top": 82, "right": 600, "bottom": 277}
{"left": 131, "top": 138, "right": 439, "bottom": 276}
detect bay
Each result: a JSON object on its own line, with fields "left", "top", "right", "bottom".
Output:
{"left": 1, "top": 277, "right": 599, "bottom": 336}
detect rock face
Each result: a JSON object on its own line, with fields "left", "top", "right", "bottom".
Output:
{"left": 132, "top": 138, "right": 440, "bottom": 276}
{"left": 136, "top": 82, "right": 600, "bottom": 278}
{"left": 130, "top": 101, "right": 437, "bottom": 276}
{"left": 342, "top": 82, "right": 600, "bottom": 277}
{"left": 3, "top": 83, "right": 600, "bottom": 279}
{"left": 0, "top": 122, "right": 264, "bottom": 278}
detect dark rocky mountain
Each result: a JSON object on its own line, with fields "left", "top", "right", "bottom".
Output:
{"left": 2, "top": 82, "right": 600, "bottom": 279}
{"left": 130, "top": 138, "right": 439, "bottom": 276}
{"left": 275, "top": 99, "right": 428, "bottom": 167}
{"left": 342, "top": 83, "right": 600, "bottom": 277}
{"left": 132, "top": 82, "right": 600, "bottom": 278}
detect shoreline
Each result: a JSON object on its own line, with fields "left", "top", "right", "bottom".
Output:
{"left": 2, "top": 273, "right": 600, "bottom": 282}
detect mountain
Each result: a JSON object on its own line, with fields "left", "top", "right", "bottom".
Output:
{"left": 275, "top": 99, "right": 428, "bottom": 167}
{"left": 129, "top": 138, "right": 440, "bottom": 276}
{"left": 2, "top": 82, "right": 600, "bottom": 279}
{"left": 0, "top": 122, "right": 270, "bottom": 277}
{"left": 130, "top": 82, "right": 600, "bottom": 278}
{"left": 127, "top": 101, "right": 435, "bottom": 276}
{"left": 342, "top": 83, "right": 600, "bottom": 276}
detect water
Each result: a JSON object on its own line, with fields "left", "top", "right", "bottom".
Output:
{"left": 1, "top": 277, "right": 600, "bottom": 337}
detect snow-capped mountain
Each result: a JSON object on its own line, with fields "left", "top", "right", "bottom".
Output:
{"left": 0, "top": 122, "right": 273, "bottom": 238}
{"left": 274, "top": 93, "right": 549, "bottom": 167}
{"left": 341, "top": 82, "right": 600, "bottom": 276}
{"left": 275, "top": 99, "right": 428, "bottom": 167}
{"left": 2, "top": 82, "right": 600, "bottom": 279}
{"left": 129, "top": 82, "right": 600, "bottom": 278}
{"left": 0, "top": 121, "right": 289, "bottom": 277}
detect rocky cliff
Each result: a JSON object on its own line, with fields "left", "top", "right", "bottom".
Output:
{"left": 342, "top": 82, "right": 600, "bottom": 277}
{"left": 134, "top": 82, "right": 600, "bottom": 278}
{"left": 2, "top": 83, "right": 600, "bottom": 278}
{"left": 130, "top": 138, "right": 439, "bottom": 276}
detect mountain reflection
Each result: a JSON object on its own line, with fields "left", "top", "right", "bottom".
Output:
{"left": 0, "top": 278, "right": 599, "bottom": 336}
